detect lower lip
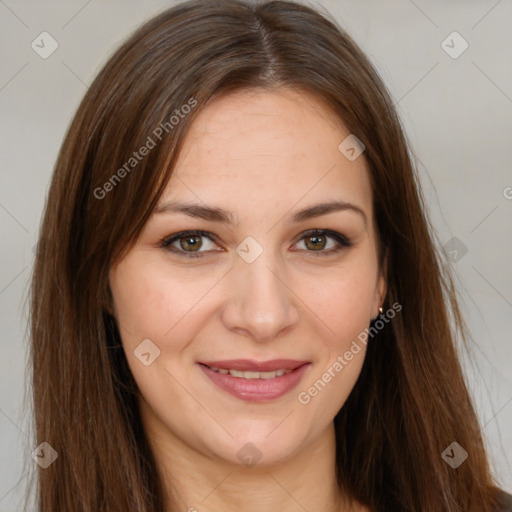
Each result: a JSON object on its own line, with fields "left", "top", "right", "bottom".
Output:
{"left": 199, "top": 363, "right": 310, "bottom": 402}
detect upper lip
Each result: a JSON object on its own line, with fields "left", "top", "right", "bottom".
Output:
{"left": 199, "top": 359, "right": 309, "bottom": 372}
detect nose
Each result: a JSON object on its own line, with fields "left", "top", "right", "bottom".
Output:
{"left": 221, "top": 249, "right": 300, "bottom": 343}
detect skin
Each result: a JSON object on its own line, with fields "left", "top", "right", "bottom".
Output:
{"left": 109, "top": 87, "right": 386, "bottom": 512}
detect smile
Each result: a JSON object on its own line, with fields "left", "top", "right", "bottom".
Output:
{"left": 206, "top": 366, "right": 293, "bottom": 379}
{"left": 198, "top": 359, "right": 311, "bottom": 402}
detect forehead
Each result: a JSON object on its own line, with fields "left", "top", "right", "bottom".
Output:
{"left": 163, "top": 87, "right": 373, "bottom": 222}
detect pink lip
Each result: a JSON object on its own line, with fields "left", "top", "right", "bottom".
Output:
{"left": 199, "top": 359, "right": 308, "bottom": 372}
{"left": 198, "top": 361, "right": 311, "bottom": 402}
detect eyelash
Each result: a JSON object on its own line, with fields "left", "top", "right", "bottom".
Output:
{"left": 160, "top": 229, "right": 352, "bottom": 259}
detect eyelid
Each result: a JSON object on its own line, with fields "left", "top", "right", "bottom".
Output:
{"left": 160, "top": 229, "right": 352, "bottom": 258}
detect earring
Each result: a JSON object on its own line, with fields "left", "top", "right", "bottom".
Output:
{"left": 370, "top": 306, "right": 383, "bottom": 324}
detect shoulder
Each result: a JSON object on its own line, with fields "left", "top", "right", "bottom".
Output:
{"left": 494, "top": 490, "right": 512, "bottom": 512}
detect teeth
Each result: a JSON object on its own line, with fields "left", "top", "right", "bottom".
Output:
{"left": 208, "top": 366, "right": 293, "bottom": 379}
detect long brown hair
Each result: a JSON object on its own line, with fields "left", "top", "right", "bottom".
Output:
{"left": 27, "top": 0, "right": 504, "bottom": 510}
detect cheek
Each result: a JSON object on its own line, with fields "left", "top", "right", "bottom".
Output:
{"left": 109, "top": 255, "right": 221, "bottom": 347}
{"left": 305, "top": 266, "right": 377, "bottom": 341}
{"left": 296, "top": 265, "right": 375, "bottom": 406}
{"left": 109, "top": 258, "right": 209, "bottom": 433}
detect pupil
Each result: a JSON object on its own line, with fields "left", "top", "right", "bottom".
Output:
{"left": 181, "top": 235, "right": 202, "bottom": 251}
{"left": 308, "top": 235, "right": 325, "bottom": 250}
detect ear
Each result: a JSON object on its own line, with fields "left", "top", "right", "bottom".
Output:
{"left": 373, "top": 246, "right": 388, "bottom": 317}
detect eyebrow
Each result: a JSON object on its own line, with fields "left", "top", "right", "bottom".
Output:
{"left": 154, "top": 200, "right": 367, "bottom": 227}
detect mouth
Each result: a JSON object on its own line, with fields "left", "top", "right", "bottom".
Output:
{"left": 198, "top": 359, "right": 310, "bottom": 402}
{"left": 206, "top": 366, "right": 293, "bottom": 379}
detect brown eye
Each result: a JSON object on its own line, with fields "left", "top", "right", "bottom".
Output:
{"left": 304, "top": 234, "right": 327, "bottom": 251}
{"left": 179, "top": 235, "right": 202, "bottom": 252}
{"left": 161, "top": 230, "right": 221, "bottom": 258}
{"left": 293, "top": 229, "right": 352, "bottom": 256}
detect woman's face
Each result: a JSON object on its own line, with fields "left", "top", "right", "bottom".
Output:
{"left": 109, "top": 87, "right": 386, "bottom": 467}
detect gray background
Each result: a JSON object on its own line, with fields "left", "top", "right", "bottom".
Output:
{"left": 0, "top": 0, "right": 511, "bottom": 509}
